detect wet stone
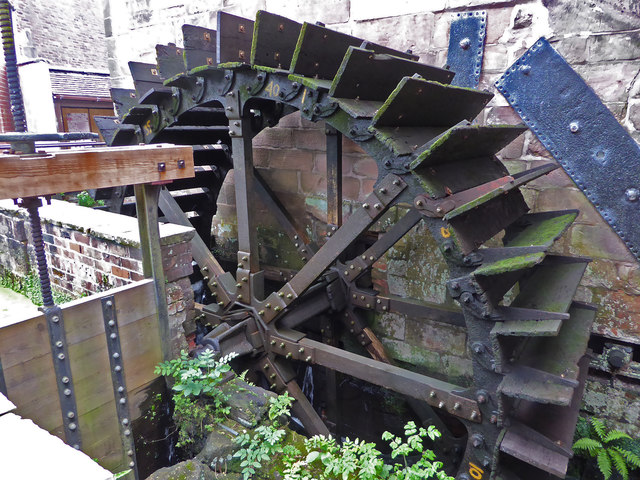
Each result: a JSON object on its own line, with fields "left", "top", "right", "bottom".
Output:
{"left": 146, "top": 460, "right": 217, "bottom": 480}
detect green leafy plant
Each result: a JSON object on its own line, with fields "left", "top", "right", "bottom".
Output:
{"left": 573, "top": 418, "right": 640, "bottom": 480}
{"left": 76, "top": 190, "right": 105, "bottom": 208}
{"left": 382, "top": 421, "right": 451, "bottom": 480}
{"left": 154, "top": 349, "right": 237, "bottom": 449}
{"left": 0, "top": 270, "right": 75, "bottom": 306}
{"left": 234, "top": 393, "right": 296, "bottom": 479}
{"left": 234, "top": 393, "right": 453, "bottom": 480}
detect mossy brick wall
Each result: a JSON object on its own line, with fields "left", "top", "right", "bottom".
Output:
{"left": 0, "top": 200, "right": 195, "bottom": 356}
{"left": 104, "top": 0, "right": 640, "bottom": 431}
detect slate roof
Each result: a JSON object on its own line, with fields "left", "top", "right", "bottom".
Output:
{"left": 49, "top": 69, "right": 111, "bottom": 98}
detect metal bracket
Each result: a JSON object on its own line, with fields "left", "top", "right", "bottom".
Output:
{"left": 43, "top": 305, "right": 82, "bottom": 449}
{"left": 495, "top": 37, "right": 640, "bottom": 260}
{"left": 446, "top": 11, "right": 486, "bottom": 88}
{"left": 102, "top": 296, "right": 139, "bottom": 479}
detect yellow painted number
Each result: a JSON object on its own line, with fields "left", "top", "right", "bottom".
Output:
{"left": 143, "top": 119, "right": 153, "bottom": 135}
{"left": 440, "top": 227, "right": 451, "bottom": 238}
{"left": 469, "top": 462, "right": 484, "bottom": 480}
{"left": 264, "top": 81, "right": 280, "bottom": 98}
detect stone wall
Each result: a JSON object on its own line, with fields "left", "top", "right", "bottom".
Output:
{"left": 103, "top": 0, "right": 640, "bottom": 431}
{"left": 11, "top": 0, "right": 109, "bottom": 71}
{"left": 0, "top": 199, "right": 195, "bottom": 356}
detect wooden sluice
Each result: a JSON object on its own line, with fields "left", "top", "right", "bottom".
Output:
{"left": 0, "top": 140, "right": 194, "bottom": 477}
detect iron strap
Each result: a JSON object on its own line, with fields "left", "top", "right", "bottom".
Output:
{"left": 102, "top": 296, "right": 139, "bottom": 479}
{"left": 43, "top": 305, "right": 82, "bottom": 449}
{"left": 495, "top": 38, "right": 640, "bottom": 260}
{"left": 446, "top": 11, "right": 486, "bottom": 88}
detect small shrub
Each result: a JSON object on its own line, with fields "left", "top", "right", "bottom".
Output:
{"left": 155, "top": 350, "right": 237, "bottom": 450}
{"left": 76, "top": 190, "right": 105, "bottom": 208}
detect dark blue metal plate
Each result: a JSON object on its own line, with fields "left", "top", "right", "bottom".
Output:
{"left": 496, "top": 38, "right": 640, "bottom": 260}
{"left": 446, "top": 11, "right": 486, "bottom": 88}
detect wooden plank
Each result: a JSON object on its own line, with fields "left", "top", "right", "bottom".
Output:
{"left": 290, "top": 22, "right": 362, "bottom": 79}
{"left": 330, "top": 47, "right": 453, "bottom": 101}
{"left": 0, "top": 280, "right": 156, "bottom": 368}
{"left": 0, "top": 279, "right": 162, "bottom": 470}
{"left": 250, "top": 10, "right": 302, "bottom": 69}
{"left": 0, "top": 144, "right": 194, "bottom": 199}
{"left": 183, "top": 24, "right": 217, "bottom": 70}
{"left": 4, "top": 353, "right": 61, "bottom": 431}
{"left": 216, "top": 11, "right": 254, "bottom": 64}
{"left": 371, "top": 77, "right": 492, "bottom": 128}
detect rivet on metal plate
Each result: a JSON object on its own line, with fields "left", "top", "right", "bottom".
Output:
{"left": 626, "top": 188, "right": 639, "bottom": 202}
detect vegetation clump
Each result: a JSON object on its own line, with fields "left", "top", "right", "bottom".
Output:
{"left": 0, "top": 269, "right": 75, "bottom": 306}
{"left": 572, "top": 417, "right": 640, "bottom": 480}
{"left": 234, "top": 393, "right": 453, "bottom": 480}
{"left": 155, "top": 350, "right": 238, "bottom": 454}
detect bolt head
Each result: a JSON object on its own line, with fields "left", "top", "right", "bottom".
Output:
{"left": 569, "top": 121, "right": 579, "bottom": 133}
{"left": 459, "top": 37, "right": 471, "bottom": 49}
{"left": 626, "top": 188, "right": 639, "bottom": 202}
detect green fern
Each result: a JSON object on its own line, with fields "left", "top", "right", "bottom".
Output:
{"left": 591, "top": 418, "right": 607, "bottom": 441}
{"left": 614, "top": 447, "right": 640, "bottom": 469}
{"left": 573, "top": 418, "right": 640, "bottom": 480}
{"left": 604, "top": 431, "right": 632, "bottom": 443}
{"left": 609, "top": 449, "right": 629, "bottom": 480}
{"left": 573, "top": 438, "right": 603, "bottom": 456}
{"left": 597, "top": 450, "right": 612, "bottom": 480}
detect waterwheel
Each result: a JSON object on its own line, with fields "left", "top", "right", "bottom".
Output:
{"left": 97, "top": 10, "right": 595, "bottom": 479}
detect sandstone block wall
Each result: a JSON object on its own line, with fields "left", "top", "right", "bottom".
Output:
{"left": 103, "top": 0, "right": 640, "bottom": 431}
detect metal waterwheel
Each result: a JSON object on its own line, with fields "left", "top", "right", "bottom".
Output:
{"left": 97, "top": 10, "right": 595, "bottom": 479}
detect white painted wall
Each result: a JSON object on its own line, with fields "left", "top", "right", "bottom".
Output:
{"left": 18, "top": 60, "right": 57, "bottom": 133}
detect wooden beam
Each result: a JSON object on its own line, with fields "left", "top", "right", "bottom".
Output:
{"left": 0, "top": 144, "right": 194, "bottom": 199}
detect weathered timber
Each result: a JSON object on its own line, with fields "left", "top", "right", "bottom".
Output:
{"left": 0, "top": 144, "right": 194, "bottom": 199}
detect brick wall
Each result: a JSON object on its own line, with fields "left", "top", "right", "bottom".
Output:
{"left": 11, "top": 0, "right": 108, "bottom": 71}
{"left": 103, "top": 0, "right": 640, "bottom": 431}
{"left": 0, "top": 199, "right": 195, "bottom": 356}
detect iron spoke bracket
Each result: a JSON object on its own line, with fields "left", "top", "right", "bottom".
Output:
{"left": 496, "top": 37, "right": 640, "bottom": 260}
{"left": 102, "top": 296, "right": 139, "bottom": 480}
{"left": 446, "top": 11, "right": 486, "bottom": 88}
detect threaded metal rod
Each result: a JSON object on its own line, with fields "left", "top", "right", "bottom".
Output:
{"left": 0, "top": 1, "right": 26, "bottom": 131}
{"left": 24, "top": 199, "right": 53, "bottom": 306}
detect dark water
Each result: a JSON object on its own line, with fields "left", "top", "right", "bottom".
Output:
{"left": 132, "top": 377, "right": 177, "bottom": 479}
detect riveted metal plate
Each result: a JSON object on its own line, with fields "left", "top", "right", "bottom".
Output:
{"left": 446, "top": 11, "right": 486, "bottom": 88}
{"left": 44, "top": 305, "right": 82, "bottom": 449}
{"left": 495, "top": 38, "right": 640, "bottom": 260}
{"left": 102, "top": 296, "right": 139, "bottom": 479}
